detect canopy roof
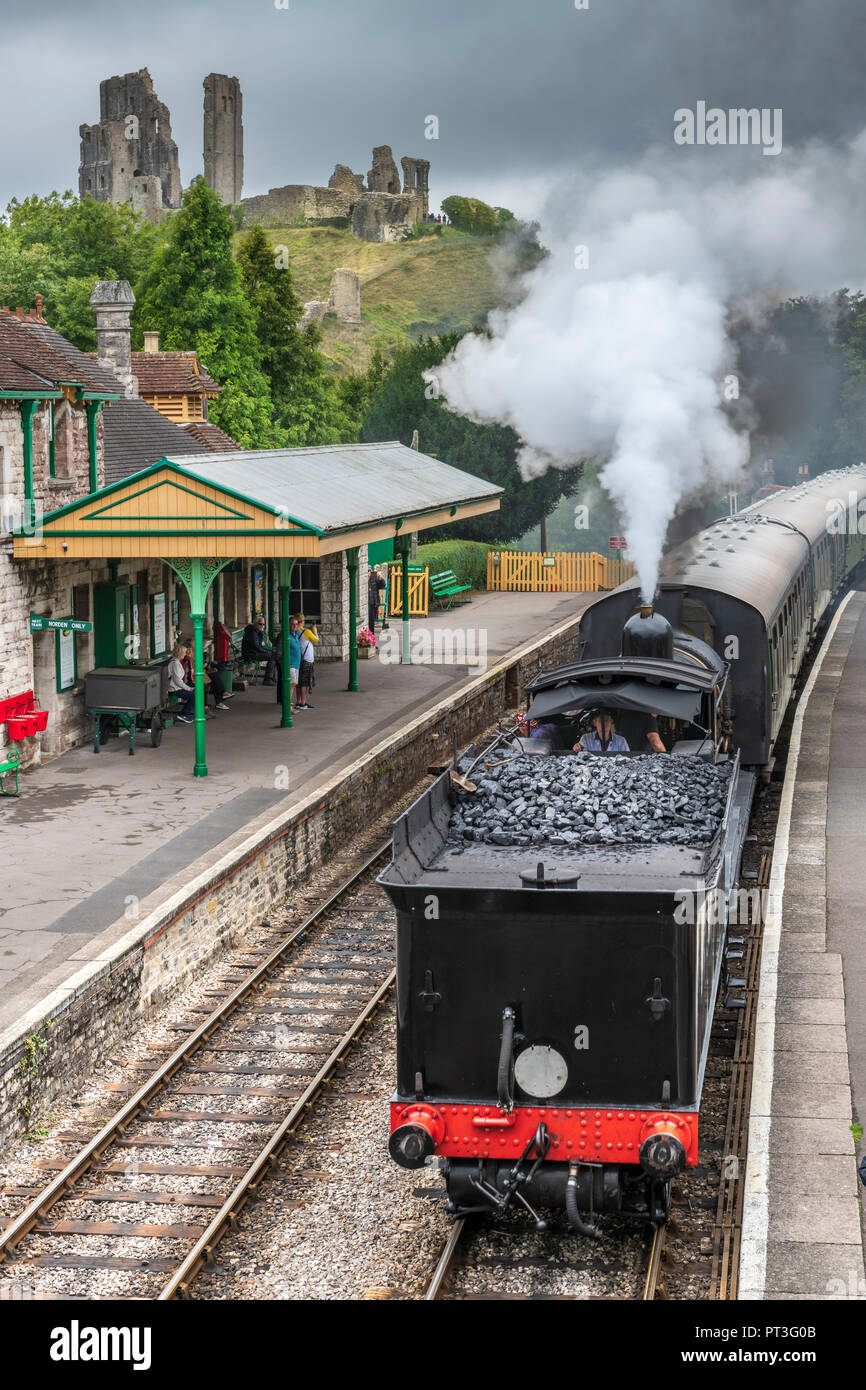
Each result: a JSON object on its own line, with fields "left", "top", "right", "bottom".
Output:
{"left": 170, "top": 442, "right": 503, "bottom": 534}
{"left": 525, "top": 656, "right": 718, "bottom": 724}
{"left": 14, "top": 444, "right": 502, "bottom": 561}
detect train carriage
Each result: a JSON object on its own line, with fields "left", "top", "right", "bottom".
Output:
{"left": 578, "top": 467, "right": 866, "bottom": 764}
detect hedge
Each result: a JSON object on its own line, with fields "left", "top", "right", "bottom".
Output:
{"left": 416, "top": 538, "right": 496, "bottom": 590}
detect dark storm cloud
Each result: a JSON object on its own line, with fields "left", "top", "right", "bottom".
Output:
{"left": 1, "top": 0, "right": 865, "bottom": 213}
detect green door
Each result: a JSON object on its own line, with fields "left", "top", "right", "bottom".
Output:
{"left": 93, "top": 583, "right": 131, "bottom": 666}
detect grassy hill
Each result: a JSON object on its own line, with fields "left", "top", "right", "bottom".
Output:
{"left": 235, "top": 225, "right": 505, "bottom": 374}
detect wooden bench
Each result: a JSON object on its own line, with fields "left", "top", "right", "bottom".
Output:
{"left": 0, "top": 746, "right": 20, "bottom": 796}
{"left": 430, "top": 569, "right": 472, "bottom": 610}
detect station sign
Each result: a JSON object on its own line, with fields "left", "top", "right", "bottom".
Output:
{"left": 609, "top": 537, "right": 627, "bottom": 550}
{"left": 30, "top": 614, "right": 93, "bottom": 633}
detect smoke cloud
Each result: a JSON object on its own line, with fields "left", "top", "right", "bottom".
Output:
{"left": 432, "top": 134, "right": 866, "bottom": 599}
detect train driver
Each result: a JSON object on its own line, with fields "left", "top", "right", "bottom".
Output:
{"left": 573, "top": 709, "right": 630, "bottom": 753}
{"left": 613, "top": 710, "right": 667, "bottom": 753}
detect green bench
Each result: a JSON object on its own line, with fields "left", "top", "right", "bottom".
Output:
{"left": 0, "top": 745, "right": 20, "bottom": 797}
{"left": 430, "top": 569, "right": 472, "bottom": 610}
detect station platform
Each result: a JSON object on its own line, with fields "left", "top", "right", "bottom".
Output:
{"left": 740, "top": 589, "right": 866, "bottom": 1300}
{"left": 0, "top": 592, "right": 589, "bottom": 1041}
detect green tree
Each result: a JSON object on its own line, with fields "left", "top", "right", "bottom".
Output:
{"left": 359, "top": 334, "right": 581, "bottom": 542}
{"left": 0, "top": 192, "right": 158, "bottom": 348}
{"left": 236, "top": 225, "right": 354, "bottom": 444}
{"left": 133, "top": 179, "right": 280, "bottom": 448}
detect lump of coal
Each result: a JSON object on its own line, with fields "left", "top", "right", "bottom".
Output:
{"left": 447, "top": 752, "right": 732, "bottom": 851}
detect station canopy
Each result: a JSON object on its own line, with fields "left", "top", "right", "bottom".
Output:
{"left": 14, "top": 441, "right": 503, "bottom": 560}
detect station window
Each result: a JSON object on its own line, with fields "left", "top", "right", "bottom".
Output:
{"left": 290, "top": 562, "right": 321, "bottom": 625}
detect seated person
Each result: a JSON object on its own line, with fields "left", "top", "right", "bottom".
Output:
{"left": 242, "top": 615, "right": 280, "bottom": 684}
{"left": 167, "top": 642, "right": 196, "bottom": 723}
{"left": 613, "top": 709, "right": 666, "bottom": 753}
{"left": 572, "top": 709, "right": 630, "bottom": 753}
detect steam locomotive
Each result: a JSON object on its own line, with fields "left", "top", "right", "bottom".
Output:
{"left": 378, "top": 467, "right": 866, "bottom": 1229}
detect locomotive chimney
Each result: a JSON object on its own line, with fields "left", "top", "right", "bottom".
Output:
{"left": 621, "top": 603, "right": 674, "bottom": 660}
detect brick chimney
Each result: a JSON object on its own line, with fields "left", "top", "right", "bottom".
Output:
{"left": 90, "top": 280, "right": 135, "bottom": 383}
{"left": 143, "top": 330, "right": 159, "bottom": 353}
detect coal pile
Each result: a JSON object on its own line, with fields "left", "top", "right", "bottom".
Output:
{"left": 448, "top": 753, "right": 732, "bottom": 849}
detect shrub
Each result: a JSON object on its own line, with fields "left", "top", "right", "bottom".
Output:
{"left": 416, "top": 538, "right": 497, "bottom": 589}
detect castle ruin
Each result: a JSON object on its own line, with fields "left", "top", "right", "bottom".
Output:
{"left": 203, "top": 74, "right": 243, "bottom": 206}
{"left": 79, "top": 69, "right": 182, "bottom": 223}
{"left": 79, "top": 69, "right": 430, "bottom": 242}
{"left": 242, "top": 146, "right": 430, "bottom": 243}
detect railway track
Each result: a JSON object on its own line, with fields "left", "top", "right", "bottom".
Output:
{"left": 0, "top": 844, "right": 395, "bottom": 1301}
{"left": 424, "top": 1210, "right": 665, "bottom": 1301}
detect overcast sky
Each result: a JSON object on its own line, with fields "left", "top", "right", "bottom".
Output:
{"left": 1, "top": 0, "right": 865, "bottom": 218}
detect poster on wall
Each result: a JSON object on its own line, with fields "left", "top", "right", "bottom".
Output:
{"left": 151, "top": 593, "right": 168, "bottom": 656}
{"left": 56, "top": 626, "right": 76, "bottom": 692}
{"left": 252, "top": 565, "right": 264, "bottom": 618}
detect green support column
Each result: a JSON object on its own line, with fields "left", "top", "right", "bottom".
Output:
{"left": 191, "top": 611, "right": 207, "bottom": 776}
{"left": 20, "top": 401, "right": 37, "bottom": 523}
{"left": 166, "top": 557, "right": 233, "bottom": 777}
{"left": 278, "top": 557, "right": 295, "bottom": 729}
{"left": 346, "top": 546, "right": 359, "bottom": 692}
{"left": 267, "top": 560, "right": 276, "bottom": 638}
{"left": 212, "top": 571, "right": 221, "bottom": 625}
{"left": 85, "top": 401, "right": 102, "bottom": 494}
{"left": 396, "top": 535, "right": 412, "bottom": 664}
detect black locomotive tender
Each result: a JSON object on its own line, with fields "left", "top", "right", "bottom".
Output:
{"left": 379, "top": 467, "right": 866, "bottom": 1230}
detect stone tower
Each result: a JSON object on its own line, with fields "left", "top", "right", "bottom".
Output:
{"left": 203, "top": 74, "right": 243, "bottom": 205}
{"left": 401, "top": 156, "right": 430, "bottom": 220}
{"left": 79, "top": 68, "right": 181, "bottom": 223}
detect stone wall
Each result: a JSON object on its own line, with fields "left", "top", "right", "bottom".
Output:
{"left": 352, "top": 192, "right": 420, "bottom": 243}
{"left": 0, "top": 607, "right": 585, "bottom": 1147}
{"left": 241, "top": 184, "right": 351, "bottom": 226}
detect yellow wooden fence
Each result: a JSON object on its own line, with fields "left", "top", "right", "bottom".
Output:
{"left": 486, "top": 550, "right": 636, "bottom": 593}
{"left": 388, "top": 564, "right": 430, "bottom": 617}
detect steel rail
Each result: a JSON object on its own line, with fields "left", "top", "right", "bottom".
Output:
{"left": 642, "top": 1221, "right": 666, "bottom": 1301}
{"left": 159, "top": 967, "right": 396, "bottom": 1298}
{"left": 0, "top": 842, "right": 391, "bottom": 1264}
{"left": 425, "top": 1218, "right": 466, "bottom": 1301}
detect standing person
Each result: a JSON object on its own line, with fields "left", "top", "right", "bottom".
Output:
{"left": 167, "top": 642, "right": 196, "bottom": 723}
{"left": 296, "top": 614, "right": 318, "bottom": 710}
{"left": 288, "top": 617, "right": 302, "bottom": 709}
{"left": 368, "top": 565, "right": 386, "bottom": 632}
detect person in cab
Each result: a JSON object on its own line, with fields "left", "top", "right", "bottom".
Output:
{"left": 573, "top": 709, "right": 630, "bottom": 753}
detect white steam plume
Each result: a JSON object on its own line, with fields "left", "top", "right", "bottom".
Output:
{"left": 432, "top": 135, "right": 866, "bottom": 599}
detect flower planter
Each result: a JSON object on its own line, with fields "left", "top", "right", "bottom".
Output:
{"left": 357, "top": 646, "right": 377, "bottom": 660}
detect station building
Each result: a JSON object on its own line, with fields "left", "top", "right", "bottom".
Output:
{"left": 0, "top": 283, "right": 501, "bottom": 773}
